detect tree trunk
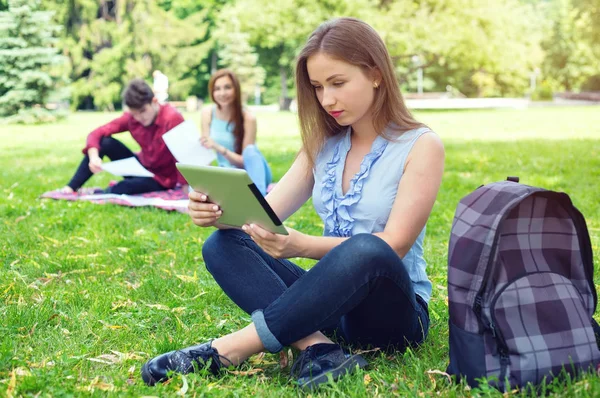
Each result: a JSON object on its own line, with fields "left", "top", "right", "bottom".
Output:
{"left": 211, "top": 51, "right": 217, "bottom": 74}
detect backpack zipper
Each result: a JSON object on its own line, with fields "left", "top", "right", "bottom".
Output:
{"left": 473, "top": 189, "right": 537, "bottom": 313}
{"left": 489, "top": 312, "right": 510, "bottom": 386}
{"left": 473, "top": 205, "right": 512, "bottom": 319}
{"left": 489, "top": 280, "right": 513, "bottom": 385}
{"left": 565, "top": 204, "right": 597, "bottom": 310}
{"left": 470, "top": 190, "right": 526, "bottom": 381}
{"left": 473, "top": 231, "right": 510, "bottom": 387}
{"left": 488, "top": 270, "right": 591, "bottom": 390}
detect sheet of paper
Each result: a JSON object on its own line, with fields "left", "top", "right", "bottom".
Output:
{"left": 162, "top": 120, "right": 217, "bottom": 166}
{"left": 101, "top": 157, "right": 154, "bottom": 178}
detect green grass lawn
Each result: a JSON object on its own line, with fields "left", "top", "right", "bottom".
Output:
{"left": 1, "top": 106, "right": 600, "bottom": 397}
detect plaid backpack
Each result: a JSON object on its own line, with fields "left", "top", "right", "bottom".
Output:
{"left": 446, "top": 178, "right": 600, "bottom": 391}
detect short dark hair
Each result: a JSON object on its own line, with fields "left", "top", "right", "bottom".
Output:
{"left": 122, "top": 79, "right": 154, "bottom": 109}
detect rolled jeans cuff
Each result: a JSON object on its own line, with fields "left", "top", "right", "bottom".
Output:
{"left": 251, "top": 309, "right": 283, "bottom": 353}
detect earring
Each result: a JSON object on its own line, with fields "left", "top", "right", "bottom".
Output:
{"left": 373, "top": 82, "right": 379, "bottom": 89}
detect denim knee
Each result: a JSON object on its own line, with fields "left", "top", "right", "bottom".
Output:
{"left": 201, "top": 229, "right": 245, "bottom": 274}
{"left": 329, "top": 233, "right": 400, "bottom": 277}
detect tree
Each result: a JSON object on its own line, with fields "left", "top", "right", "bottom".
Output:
{"left": 541, "top": 0, "right": 598, "bottom": 91}
{"left": 45, "top": 0, "right": 212, "bottom": 110}
{"left": 219, "top": 0, "right": 544, "bottom": 102}
{"left": 217, "top": 0, "right": 374, "bottom": 109}
{"left": 213, "top": 18, "right": 265, "bottom": 104}
{"left": 371, "top": 0, "right": 544, "bottom": 97}
{"left": 0, "top": 0, "right": 68, "bottom": 122}
{"left": 157, "top": 0, "right": 233, "bottom": 98}
{"left": 573, "top": 0, "right": 600, "bottom": 46}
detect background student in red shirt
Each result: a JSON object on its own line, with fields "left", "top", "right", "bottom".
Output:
{"left": 58, "top": 79, "right": 185, "bottom": 195}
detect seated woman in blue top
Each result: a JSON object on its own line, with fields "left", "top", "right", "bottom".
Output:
{"left": 199, "top": 69, "right": 272, "bottom": 195}
{"left": 142, "top": 18, "right": 445, "bottom": 389}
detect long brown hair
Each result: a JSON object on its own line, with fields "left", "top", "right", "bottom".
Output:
{"left": 296, "top": 17, "right": 423, "bottom": 168}
{"left": 208, "top": 69, "right": 244, "bottom": 154}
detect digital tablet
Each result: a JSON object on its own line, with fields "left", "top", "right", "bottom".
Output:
{"left": 176, "top": 163, "right": 288, "bottom": 235}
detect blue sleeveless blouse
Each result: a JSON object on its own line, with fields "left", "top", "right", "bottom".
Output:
{"left": 312, "top": 126, "right": 434, "bottom": 303}
{"left": 209, "top": 107, "right": 235, "bottom": 168}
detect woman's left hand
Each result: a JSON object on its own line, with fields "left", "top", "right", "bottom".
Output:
{"left": 242, "top": 223, "right": 305, "bottom": 259}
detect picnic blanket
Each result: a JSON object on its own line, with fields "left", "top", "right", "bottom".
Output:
{"left": 41, "top": 182, "right": 277, "bottom": 213}
{"left": 40, "top": 187, "right": 189, "bottom": 213}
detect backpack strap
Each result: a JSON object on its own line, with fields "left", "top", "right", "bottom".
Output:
{"left": 593, "top": 318, "right": 600, "bottom": 350}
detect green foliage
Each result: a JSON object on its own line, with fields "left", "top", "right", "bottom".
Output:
{"left": 573, "top": 0, "right": 600, "bottom": 57}
{"left": 215, "top": 0, "right": 365, "bottom": 108}
{"left": 213, "top": 17, "right": 265, "bottom": 104}
{"left": 372, "top": 0, "right": 544, "bottom": 97}
{"left": 158, "top": 0, "right": 230, "bottom": 19}
{"left": 1, "top": 106, "right": 69, "bottom": 124}
{"left": 46, "top": 0, "right": 212, "bottom": 111}
{"left": 35, "top": 0, "right": 600, "bottom": 107}
{"left": 530, "top": 80, "right": 554, "bottom": 101}
{"left": 1, "top": 107, "right": 600, "bottom": 395}
{"left": 582, "top": 75, "right": 600, "bottom": 91}
{"left": 156, "top": 0, "right": 233, "bottom": 99}
{"left": 219, "top": 0, "right": 547, "bottom": 102}
{"left": 0, "top": 0, "right": 68, "bottom": 123}
{"left": 541, "top": 0, "right": 600, "bottom": 92}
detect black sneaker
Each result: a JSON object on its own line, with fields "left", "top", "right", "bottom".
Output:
{"left": 141, "top": 341, "right": 232, "bottom": 386}
{"left": 290, "top": 343, "right": 368, "bottom": 389}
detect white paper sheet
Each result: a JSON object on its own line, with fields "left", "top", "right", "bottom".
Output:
{"left": 101, "top": 157, "right": 154, "bottom": 177}
{"left": 162, "top": 120, "right": 217, "bottom": 166}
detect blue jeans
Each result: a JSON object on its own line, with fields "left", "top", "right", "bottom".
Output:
{"left": 242, "top": 145, "right": 272, "bottom": 196}
{"left": 202, "top": 229, "right": 430, "bottom": 353}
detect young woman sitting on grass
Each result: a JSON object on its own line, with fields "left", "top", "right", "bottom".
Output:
{"left": 142, "top": 17, "right": 445, "bottom": 389}
{"left": 199, "top": 69, "right": 272, "bottom": 195}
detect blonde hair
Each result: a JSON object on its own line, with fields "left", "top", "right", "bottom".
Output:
{"left": 295, "top": 17, "right": 423, "bottom": 168}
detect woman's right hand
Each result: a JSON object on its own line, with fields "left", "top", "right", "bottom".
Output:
{"left": 188, "top": 190, "right": 222, "bottom": 227}
{"left": 199, "top": 136, "right": 216, "bottom": 149}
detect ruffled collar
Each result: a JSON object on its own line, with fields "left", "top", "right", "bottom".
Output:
{"left": 321, "top": 129, "right": 388, "bottom": 237}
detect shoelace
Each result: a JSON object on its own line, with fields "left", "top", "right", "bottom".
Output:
{"left": 184, "top": 345, "right": 234, "bottom": 373}
{"left": 290, "top": 345, "right": 319, "bottom": 377}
